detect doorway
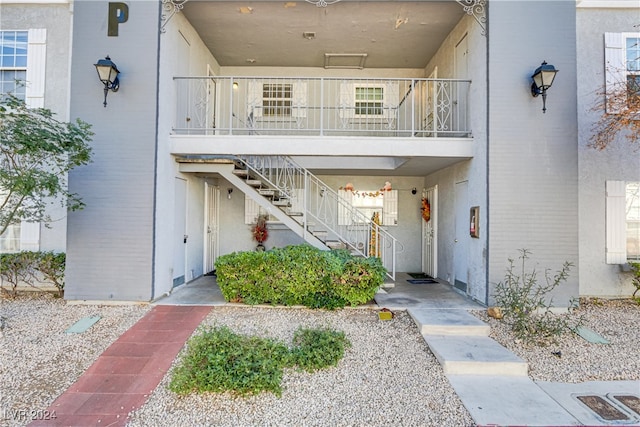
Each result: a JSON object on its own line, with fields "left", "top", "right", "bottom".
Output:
{"left": 454, "top": 180, "right": 468, "bottom": 292}
{"left": 204, "top": 183, "right": 220, "bottom": 274}
{"left": 422, "top": 185, "right": 438, "bottom": 278}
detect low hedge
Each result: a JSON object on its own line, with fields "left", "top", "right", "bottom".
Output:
{"left": 0, "top": 251, "right": 65, "bottom": 297}
{"left": 215, "top": 245, "right": 386, "bottom": 309}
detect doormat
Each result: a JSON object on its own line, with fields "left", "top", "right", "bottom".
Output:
{"left": 407, "top": 272, "right": 433, "bottom": 279}
{"left": 407, "top": 279, "right": 437, "bottom": 284}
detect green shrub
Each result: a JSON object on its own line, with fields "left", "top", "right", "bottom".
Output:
{"left": 628, "top": 262, "right": 640, "bottom": 304}
{"left": 290, "top": 328, "right": 351, "bottom": 372}
{"left": 215, "top": 245, "right": 385, "bottom": 309}
{"left": 169, "top": 325, "right": 350, "bottom": 397}
{"left": 0, "top": 251, "right": 65, "bottom": 297}
{"left": 493, "top": 249, "right": 583, "bottom": 344}
{"left": 36, "top": 251, "right": 65, "bottom": 297}
{"left": 0, "top": 251, "right": 38, "bottom": 297}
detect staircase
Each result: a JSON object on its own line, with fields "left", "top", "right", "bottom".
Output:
{"left": 181, "top": 155, "right": 397, "bottom": 280}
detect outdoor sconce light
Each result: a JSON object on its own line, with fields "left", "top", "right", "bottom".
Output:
{"left": 232, "top": 81, "right": 239, "bottom": 90}
{"left": 94, "top": 56, "right": 120, "bottom": 107}
{"left": 530, "top": 61, "right": 558, "bottom": 113}
{"left": 227, "top": 188, "right": 233, "bottom": 199}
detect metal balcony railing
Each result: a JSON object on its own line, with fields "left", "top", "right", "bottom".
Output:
{"left": 173, "top": 77, "right": 471, "bottom": 138}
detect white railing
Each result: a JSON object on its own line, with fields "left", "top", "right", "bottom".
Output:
{"left": 236, "top": 155, "right": 397, "bottom": 280}
{"left": 173, "top": 77, "right": 471, "bottom": 138}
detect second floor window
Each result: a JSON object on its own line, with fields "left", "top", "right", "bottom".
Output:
{"left": 354, "top": 86, "right": 384, "bottom": 116}
{"left": 262, "top": 83, "right": 292, "bottom": 117}
{"left": 0, "top": 31, "right": 28, "bottom": 100}
{"left": 605, "top": 32, "right": 640, "bottom": 113}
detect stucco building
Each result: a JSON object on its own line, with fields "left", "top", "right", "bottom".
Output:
{"left": 1, "top": 0, "right": 638, "bottom": 304}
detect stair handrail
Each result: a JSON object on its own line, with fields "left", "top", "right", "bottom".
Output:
{"left": 235, "top": 155, "right": 396, "bottom": 279}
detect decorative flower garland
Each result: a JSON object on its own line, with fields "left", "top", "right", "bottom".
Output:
{"left": 421, "top": 197, "right": 431, "bottom": 222}
{"left": 252, "top": 214, "right": 269, "bottom": 243}
{"left": 339, "top": 181, "right": 392, "bottom": 197}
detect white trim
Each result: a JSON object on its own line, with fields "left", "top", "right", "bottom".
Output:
{"left": 605, "top": 180, "right": 627, "bottom": 264}
{"left": 0, "top": 0, "right": 68, "bottom": 3}
{"left": 25, "top": 29, "right": 46, "bottom": 109}
{"left": 577, "top": 0, "right": 640, "bottom": 8}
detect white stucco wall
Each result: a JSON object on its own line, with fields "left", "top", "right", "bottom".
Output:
{"left": 423, "top": 14, "right": 489, "bottom": 304}
{"left": 577, "top": 7, "right": 640, "bottom": 297}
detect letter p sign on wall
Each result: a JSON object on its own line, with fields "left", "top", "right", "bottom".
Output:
{"left": 108, "top": 3, "right": 129, "bottom": 36}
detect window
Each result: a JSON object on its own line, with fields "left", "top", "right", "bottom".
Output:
{"left": 606, "top": 181, "right": 640, "bottom": 263}
{"left": 262, "top": 83, "right": 292, "bottom": 117}
{"left": 0, "top": 31, "right": 28, "bottom": 100}
{"left": 604, "top": 32, "right": 640, "bottom": 113}
{"left": 0, "top": 29, "right": 45, "bottom": 253}
{"left": 339, "top": 190, "right": 398, "bottom": 226}
{"left": 355, "top": 86, "right": 384, "bottom": 116}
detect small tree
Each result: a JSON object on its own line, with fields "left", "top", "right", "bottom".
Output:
{"left": 589, "top": 67, "right": 640, "bottom": 150}
{"left": 0, "top": 94, "right": 93, "bottom": 236}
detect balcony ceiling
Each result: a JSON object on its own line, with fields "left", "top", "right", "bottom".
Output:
{"left": 182, "top": 0, "right": 465, "bottom": 69}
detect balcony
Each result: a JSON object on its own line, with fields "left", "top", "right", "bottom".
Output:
{"left": 173, "top": 77, "right": 472, "bottom": 139}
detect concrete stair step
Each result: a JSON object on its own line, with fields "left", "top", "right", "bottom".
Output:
{"left": 422, "top": 335, "right": 528, "bottom": 376}
{"left": 258, "top": 189, "right": 276, "bottom": 197}
{"left": 246, "top": 179, "right": 262, "bottom": 187}
{"left": 232, "top": 169, "right": 249, "bottom": 177}
{"left": 273, "top": 199, "right": 290, "bottom": 207}
{"left": 408, "top": 308, "right": 490, "bottom": 336}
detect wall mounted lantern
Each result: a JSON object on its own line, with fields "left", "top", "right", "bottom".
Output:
{"left": 94, "top": 56, "right": 120, "bottom": 107}
{"left": 530, "top": 61, "right": 558, "bottom": 113}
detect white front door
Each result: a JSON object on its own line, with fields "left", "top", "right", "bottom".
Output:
{"left": 204, "top": 183, "right": 219, "bottom": 273}
{"left": 454, "top": 180, "right": 468, "bottom": 292}
{"left": 173, "top": 178, "right": 187, "bottom": 287}
{"left": 422, "top": 185, "right": 438, "bottom": 278}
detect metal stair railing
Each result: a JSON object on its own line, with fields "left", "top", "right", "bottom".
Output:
{"left": 236, "top": 155, "right": 396, "bottom": 280}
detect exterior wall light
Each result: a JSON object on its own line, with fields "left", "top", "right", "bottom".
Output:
{"left": 94, "top": 56, "right": 120, "bottom": 107}
{"left": 530, "top": 61, "right": 558, "bottom": 113}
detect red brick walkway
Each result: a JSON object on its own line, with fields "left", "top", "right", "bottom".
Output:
{"left": 30, "top": 305, "right": 211, "bottom": 427}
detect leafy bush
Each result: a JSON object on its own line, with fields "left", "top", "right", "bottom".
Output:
{"left": 0, "top": 251, "right": 65, "bottom": 297}
{"left": 215, "top": 245, "right": 385, "bottom": 309}
{"left": 0, "top": 252, "right": 38, "bottom": 296}
{"left": 628, "top": 261, "right": 640, "bottom": 304}
{"left": 169, "top": 326, "right": 350, "bottom": 396}
{"left": 290, "top": 328, "right": 351, "bottom": 372}
{"left": 493, "top": 249, "right": 583, "bottom": 344}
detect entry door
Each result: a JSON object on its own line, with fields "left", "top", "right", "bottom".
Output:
{"left": 422, "top": 185, "right": 438, "bottom": 278}
{"left": 454, "top": 34, "right": 469, "bottom": 134}
{"left": 454, "top": 181, "right": 468, "bottom": 292}
{"left": 173, "top": 178, "right": 187, "bottom": 287}
{"left": 204, "top": 183, "right": 220, "bottom": 273}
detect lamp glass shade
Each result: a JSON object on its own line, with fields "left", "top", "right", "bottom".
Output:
{"left": 532, "top": 62, "right": 558, "bottom": 91}
{"left": 94, "top": 57, "right": 119, "bottom": 85}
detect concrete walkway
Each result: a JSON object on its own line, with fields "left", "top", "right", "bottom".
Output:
{"left": 409, "top": 307, "right": 640, "bottom": 426}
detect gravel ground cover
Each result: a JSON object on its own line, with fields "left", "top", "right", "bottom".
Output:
{"left": 1, "top": 294, "right": 638, "bottom": 427}
{"left": 126, "top": 306, "right": 475, "bottom": 427}
{"left": 0, "top": 293, "right": 150, "bottom": 427}
{"left": 471, "top": 298, "right": 640, "bottom": 383}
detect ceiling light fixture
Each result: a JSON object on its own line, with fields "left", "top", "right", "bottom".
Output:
{"left": 303, "top": 32, "right": 316, "bottom": 40}
{"left": 304, "top": 0, "right": 342, "bottom": 7}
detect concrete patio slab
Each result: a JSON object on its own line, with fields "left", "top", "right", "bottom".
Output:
{"left": 537, "top": 380, "right": 640, "bottom": 426}
{"left": 448, "top": 375, "right": 582, "bottom": 426}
